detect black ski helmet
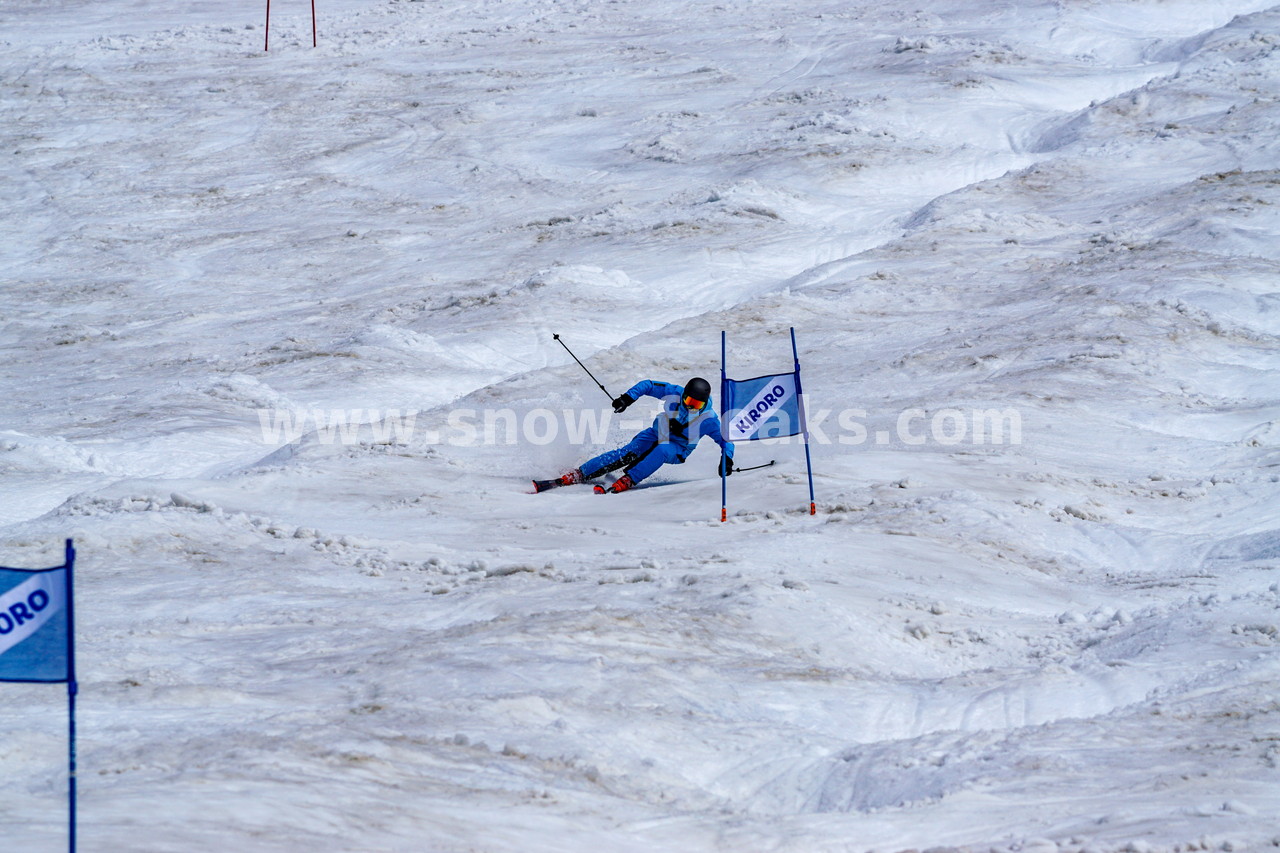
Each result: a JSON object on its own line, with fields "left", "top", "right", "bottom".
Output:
{"left": 683, "top": 376, "right": 712, "bottom": 408}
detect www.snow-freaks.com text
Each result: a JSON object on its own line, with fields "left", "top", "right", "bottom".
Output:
{"left": 255, "top": 405, "right": 1022, "bottom": 448}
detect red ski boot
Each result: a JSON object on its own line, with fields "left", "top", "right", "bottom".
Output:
{"left": 532, "top": 468, "right": 583, "bottom": 493}
{"left": 593, "top": 474, "right": 635, "bottom": 495}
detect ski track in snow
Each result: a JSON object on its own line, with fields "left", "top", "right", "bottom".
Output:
{"left": 3, "top": 0, "right": 1280, "bottom": 851}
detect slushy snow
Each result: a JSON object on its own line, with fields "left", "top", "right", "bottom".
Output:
{"left": 2, "top": 0, "right": 1279, "bottom": 851}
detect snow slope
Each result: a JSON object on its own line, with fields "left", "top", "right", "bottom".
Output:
{"left": 2, "top": 0, "right": 1279, "bottom": 850}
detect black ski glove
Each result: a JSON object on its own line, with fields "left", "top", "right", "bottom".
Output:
{"left": 612, "top": 394, "right": 634, "bottom": 414}
{"left": 719, "top": 455, "right": 734, "bottom": 477}
{"left": 667, "top": 418, "right": 686, "bottom": 438}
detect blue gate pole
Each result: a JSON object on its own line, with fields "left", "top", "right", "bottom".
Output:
{"left": 65, "top": 538, "right": 77, "bottom": 853}
{"left": 790, "top": 328, "right": 816, "bottom": 515}
{"left": 720, "top": 330, "right": 728, "bottom": 523}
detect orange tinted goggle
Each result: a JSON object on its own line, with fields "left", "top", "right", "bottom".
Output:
{"left": 683, "top": 395, "right": 706, "bottom": 410}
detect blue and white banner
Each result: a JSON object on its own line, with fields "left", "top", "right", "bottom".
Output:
{"left": 0, "top": 566, "right": 70, "bottom": 683}
{"left": 720, "top": 328, "right": 816, "bottom": 519}
{"left": 723, "top": 371, "right": 802, "bottom": 442}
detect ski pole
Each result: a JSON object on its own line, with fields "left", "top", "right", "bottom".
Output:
{"left": 735, "top": 460, "right": 776, "bottom": 473}
{"left": 552, "top": 334, "right": 613, "bottom": 402}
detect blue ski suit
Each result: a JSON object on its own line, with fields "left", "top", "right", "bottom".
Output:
{"left": 581, "top": 380, "right": 735, "bottom": 484}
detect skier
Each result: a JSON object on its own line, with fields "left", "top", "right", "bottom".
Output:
{"left": 534, "top": 377, "right": 735, "bottom": 494}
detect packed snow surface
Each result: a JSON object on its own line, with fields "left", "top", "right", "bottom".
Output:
{"left": 2, "top": 0, "right": 1279, "bottom": 850}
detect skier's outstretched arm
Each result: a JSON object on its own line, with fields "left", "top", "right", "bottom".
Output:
{"left": 613, "top": 379, "right": 678, "bottom": 412}
{"left": 707, "top": 418, "right": 734, "bottom": 460}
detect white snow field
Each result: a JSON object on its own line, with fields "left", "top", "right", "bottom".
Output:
{"left": 3, "top": 0, "right": 1279, "bottom": 850}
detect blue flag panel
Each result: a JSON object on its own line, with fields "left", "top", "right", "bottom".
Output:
{"left": 0, "top": 566, "right": 70, "bottom": 683}
{"left": 723, "top": 371, "right": 802, "bottom": 441}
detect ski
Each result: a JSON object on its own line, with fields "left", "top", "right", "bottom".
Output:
{"left": 532, "top": 470, "right": 584, "bottom": 493}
